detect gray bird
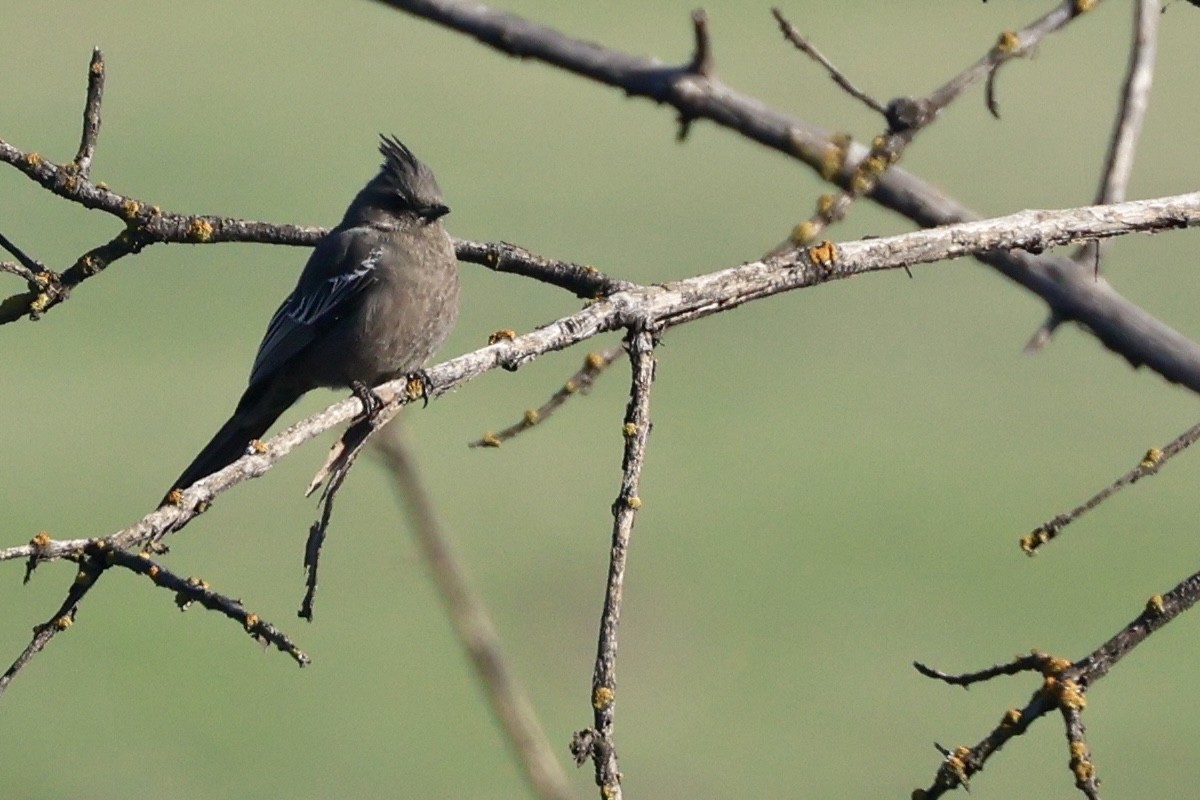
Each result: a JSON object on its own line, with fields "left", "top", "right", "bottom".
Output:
{"left": 162, "top": 135, "right": 459, "bottom": 505}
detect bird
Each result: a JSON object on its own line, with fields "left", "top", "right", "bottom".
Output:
{"left": 162, "top": 135, "right": 460, "bottom": 506}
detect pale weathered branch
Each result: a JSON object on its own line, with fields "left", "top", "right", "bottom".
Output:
{"left": 3, "top": 190, "right": 1199, "bottom": 569}
{"left": 571, "top": 330, "right": 656, "bottom": 800}
{"left": 1073, "top": 0, "right": 1159, "bottom": 270}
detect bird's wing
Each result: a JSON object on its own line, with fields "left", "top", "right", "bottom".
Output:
{"left": 247, "top": 230, "right": 382, "bottom": 388}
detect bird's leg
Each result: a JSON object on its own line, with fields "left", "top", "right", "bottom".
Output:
{"left": 349, "top": 380, "right": 385, "bottom": 420}
{"left": 404, "top": 370, "right": 433, "bottom": 409}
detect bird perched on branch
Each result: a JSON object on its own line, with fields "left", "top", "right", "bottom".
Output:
{"left": 162, "top": 135, "right": 460, "bottom": 505}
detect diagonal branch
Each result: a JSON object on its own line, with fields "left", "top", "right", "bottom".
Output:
{"left": 3, "top": 190, "right": 1199, "bottom": 568}
{"left": 372, "top": 1, "right": 1200, "bottom": 396}
{"left": 916, "top": 563, "right": 1200, "bottom": 797}
{"left": 375, "top": 429, "right": 575, "bottom": 800}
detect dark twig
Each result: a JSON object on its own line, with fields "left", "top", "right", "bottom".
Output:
{"left": 299, "top": 420, "right": 364, "bottom": 621}
{"left": 677, "top": 8, "right": 714, "bottom": 139}
{"left": 688, "top": 8, "right": 713, "bottom": 78}
{"left": 102, "top": 545, "right": 309, "bottom": 665}
{"left": 471, "top": 343, "right": 625, "bottom": 448}
{"left": 73, "top": 48, "right": 105, "bottom": 177}
{"left": 766, "top": 1, "right": 1099, "bottom": 254}
{"left": 453, "top": 239, "right": 631, "bottom": 299}
{"left": 0, "top": 546, "right": 106, "bottom": 697}
{"left": 0, "top": 231, "right": 44, "bottom": 276}
{"left": 771, "top": 8, "right": 886, "bottom": 116}
{"left": 913, "top": 650, "right": 1051, "bottom": 687}
{"left": 916, "top": 566, "right": 1200, "bottom": 798}
{"left": 1062, "top": 706, "right": 1101, "bottom": 799}
{"left": 571, "top": 330, "right": 656, "bottom": 800}
{"left": 1021, "top": 422, "right": 1200, "bottom": 554}
{"left": 375, "top": 428, "right": 575, "bottom": 800}
{"left": 1074, "top": 0, "right": 1159, "bottom": 267}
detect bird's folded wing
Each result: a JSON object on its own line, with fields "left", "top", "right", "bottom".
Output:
{"left": 248, "top": 231, "right": 382, "bottom": 387}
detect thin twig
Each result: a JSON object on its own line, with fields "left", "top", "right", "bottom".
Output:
{"left": 453, "top": 239, "right": 631, "bottom": 299}
{"left": 103, "top": 546, "right": 309, "bottom": 665}
{"left": 571, "top": 330, "right": 656, "bottom": 800}
{"left": 0, "top": 547, "right": 106, "bottom": 697}
{"left": 915, "top": 566, "right": 1200, "bottom": 798}
{"left": 1061, "top": 706, "right": 1101, "bottom": 799}
{"left": 1075, "top": 0, "right": 1159, "bottom": 266}
{"left": 771, "top": 8, "right": 886, "bottom": 115}
{"left": 374, "top": 428, "right": 575, "bottom": 800}
{"left": 913, "top": 651, "right": 1050, "bottom": 687}
{"left": 1094, "top": 0, "right": 1158, "bottom": 207}
{"left": 1020, "top": 422, "right": 1200, "bottom": 554}
{"left": 471, "top": 343, "right": 625, "bottom": 448}
{"left": 0, "top": 231, "right": 44, "bottom": 278}
{"left": 73, "top": 48, "right": 104, "bottom": 177}
{"left": 766, "top": 0, "right": 1099, "bottom": 253}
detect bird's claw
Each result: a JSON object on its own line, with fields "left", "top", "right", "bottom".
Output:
{"left": 349, "top": 380, "right": 385, "bottom": 420}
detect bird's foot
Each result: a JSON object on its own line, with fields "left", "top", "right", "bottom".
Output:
{"left": 349, "top": 380, "right": 385, "bottom": 420}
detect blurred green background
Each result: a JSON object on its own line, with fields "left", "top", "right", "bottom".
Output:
{"left": 2, "top": 1, "right": 1199, "bottom": 798}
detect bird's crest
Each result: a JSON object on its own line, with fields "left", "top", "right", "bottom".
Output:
{"left": 374, "top": 134, "right": 443, "bottom": 208}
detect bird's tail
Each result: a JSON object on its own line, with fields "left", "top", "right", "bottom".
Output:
{"left": 160, "top": 382, "right": 299, "bottom": 506}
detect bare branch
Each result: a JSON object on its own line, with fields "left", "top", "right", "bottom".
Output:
{"left": 471, "top": 344, "right": 625, "bottom": 448}
{"left": 363, "top": 1, "right": 1200, "bottom": 397}
{"left": 104, "top": 546, "right": 309, "bottom": 666}
{"left": 771, "top": 8, "right": 886, "bottom": 116}
{"left": 1021, "top": 425, "right": 1199, "bottom": 553}
{"left": 1094, "top": 0, "right": 1158, "bottom": 207}
{"left": 915, "top": 566, "right": 1200, "bottom": 797}
{"left": 454, "top": 239, "right": 631, "bottom": 298}
{"left": 1075, "top": 0, "right": 1159, "bottom": 266}
{"left": 1, "top": 189, "right": 1198, "bottom": 568}
{"left": 73, "top": 48, "right": 105, "bottom": 177}
{"left": 375, "top": 429, "right": 575, "bottom": 800}
{"left": 0, "top": 546, "right": 105, "bottom": 697}
{"left": 572, "top": 330, "right": 656, "bottom": 800}
{"left": 1061, "top": 707, "right": 1101, "bottom": 799}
